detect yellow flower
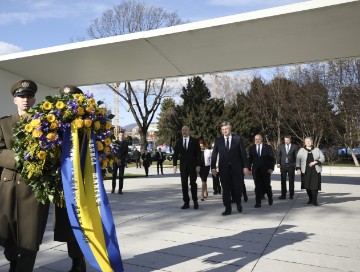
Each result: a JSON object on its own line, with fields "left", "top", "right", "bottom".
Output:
{"left": 32, "top": 129, "right": 43, "bottom": 138}
{"left": 104, "top": 138, "right": 111, "bottom": 146}
{"left": 98, "top": 108, "right": 105, "bottom": 115}
{"left": 101, "top": 158, "right": 109, "bottom": 169}
{"left": 84, "top": 119, "right": 92, "bottom": 128}
{"left": 30, "top": 119, "right": 41, "bottom": 128}
{"left": 104, "top": 146, "right": 111, "bottom": 155}
{"left": 42, "top": 101, "right": 53, "bottom": 111}
{"left": 86, "top": 106, "right": 95, "bottom": 114}
{"left": 25, "top": 124, "right": 33, "bottom": 133}
{"left": 93, "top": 121, "right": 101, "bottom": 130}
{"left": 77, "top": 107, "right": 85, "bottom": 116}
{"left": 73, "top": 118, "right": 84, "bottom": 129}
{"left": 105, "top": 122, "right": 112, "bottom": 130}
{"left": 88, "top": 98, "right": 96, "bottom": 105}
{"left": 46, "top": 114, "right": 56, "bottom": 123}
{"left": 37, "top": 151, "right": 46, "bottom": 160}
{"left": 73, "top": 94, "right": 82, "bottom": 99}
{"left": 108, "top": 159, "right": 114, "bottom": 165}
{"left": 46, "top": 132, "right": 56, "bottom": 142}
{"left": 49, "top": 121, "right": 59, "bottom": 130}
{"left": 55, "top": 101, "right": 65, "bottom": 110}
{"left": 96, "top": 141, "right": 104, "bottom": 151}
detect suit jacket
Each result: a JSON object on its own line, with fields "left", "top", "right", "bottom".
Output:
{"left": 277, "top": 143, "right": 298, "bottom": 167}
{"left": 0, "top": 113, "right": 49, "bottom": 251}
{"left": 211, "top": 134, "right": 249, "bottom": 175}
{"left": 248, "top": 143, "right": 275, "bottom": 173}
{"left": 155, "top": 151, "right": 164, "bottom": 162}
{"left": 114, "top": 139, "right": 128, "bottom": 165}
{"left": 173, "top": 136, "right": 201, "bottom": 170}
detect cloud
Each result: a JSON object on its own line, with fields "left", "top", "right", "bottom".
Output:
{"left": 208, "top": 0, "right": 304, "bottom": 8}
{"left": 0, "top": 41, "right": 22, "bottom": 55}
{"left": 0, "top": 1, "right": 113, "bottom": 26}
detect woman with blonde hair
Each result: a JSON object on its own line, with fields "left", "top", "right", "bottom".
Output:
{"left": 296, "top": 137, "right": 325, "bottom": 206}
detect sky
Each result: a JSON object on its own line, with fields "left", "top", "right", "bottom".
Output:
{"left": 0, "top": 0, "right": 307, "bottom": 126}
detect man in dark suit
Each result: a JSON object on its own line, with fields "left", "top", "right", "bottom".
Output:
{"left": 173, "top": 126, "right": 201, "bottom": 210}
{"left": 112, "top": 130, "right": 128, "bottom": 194}
{"left": 277, "top": 135, "right": 298, "bottom": 200}
{"left": 248, "top": 134, "right": 276, "bottom": 208}
{"left": 0, "top": 80, "right": 49, "bottom": 272}
{"left": 211, "top": 122, "right": 249, "bottom": 216}
{"left": 155, "top": 148, "right": 164, "bottom": 175}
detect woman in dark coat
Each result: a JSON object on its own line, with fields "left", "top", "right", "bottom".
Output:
{"left": 296, "top": 137, "right": 325, "bottom": 206}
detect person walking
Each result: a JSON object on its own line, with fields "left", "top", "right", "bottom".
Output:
{"left": 248, "top": 134, "right": 276, "bottom": 208}
{"left": 0, "top": 80, "right": 50, "bottom": 272}
{"left": 111, "top": 130, "right": 128, "bottom": 194}
{"left": 156, "top": 148, "right": 164, "bottom": 175}
{"left": 199, "top": 140, "right": 212, "bottom": 201}
{"left": 173, "top": 126, "right": 201, "bottom": 210}
{"left": 211, "top": 122, "right": 249, "bottom": 216}
{"left": 277, "top": 135, "right": 298, "bottom": 200}
{"left": 296, "top": 137, "right": 325, "bottom": 206}
{"left": 142, "top": 149, "right": 152, "bottom": 177}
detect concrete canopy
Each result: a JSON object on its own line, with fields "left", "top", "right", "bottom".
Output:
{"left": 0, "top": 0, "right": 359, "bottom": 89}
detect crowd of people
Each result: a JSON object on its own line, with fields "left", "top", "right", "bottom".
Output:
{"left": 0, "top": 79, "right": 325, "bottom": 271}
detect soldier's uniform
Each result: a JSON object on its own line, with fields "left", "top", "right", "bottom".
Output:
{"left": 54, "top": 85, "right": 86, "bottom": 272}
{"left": 0, "top": 80, "right": 49, "bottom": 271}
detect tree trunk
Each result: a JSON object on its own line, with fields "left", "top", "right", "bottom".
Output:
{"left": 139, "top": 130, "right": 148, "bottom": 153}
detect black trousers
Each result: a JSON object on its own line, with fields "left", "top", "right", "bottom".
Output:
{"left": 253, "top": 170, "right": 273, "bottom": 204}
{"left": 212, "top": 172, "right": 221, "bottom": 193}
{"left": 157, "top": 161, "right": 163, "bottom": 174}
{"left": 112, "top": 163, "right": 125, "bottom": 191}
{"left": 306, "top": 189, "right": 318, "bottom": 203}
{"left": 280, "top": 164, "right": 295, "bottom": 197}
{"left": 144, "top": 165, "right": 149, "bottom": 177}
{"left": 180, "top": 166, "right": 198, "bottom": 203}
{"left": 219, "top": 166, "right": 243, "bottom": 211}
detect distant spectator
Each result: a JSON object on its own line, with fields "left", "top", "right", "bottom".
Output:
{"left": 133, "top": 148, "right": 141, "bottom": 168}
{"left": 155, "top": 148, "right": 164, "bottom": 175}
{"left": 142, "top": 150, "right": 152, "bottom": 177}
{"left": 199, "top": 140, "right": 212, "bottom": 201}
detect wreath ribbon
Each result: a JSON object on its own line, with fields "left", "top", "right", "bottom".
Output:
{"left": 61, "top": 125, "right": 123, "bottom": 272}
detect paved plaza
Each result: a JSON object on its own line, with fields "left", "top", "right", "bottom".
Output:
{"left": 1, "top": 166, "right": 359, "bottom": 271}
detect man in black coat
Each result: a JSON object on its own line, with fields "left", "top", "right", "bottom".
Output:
{"left": 248, "top": 134, "right": 276, "bottom": 208}
{"left": 112, "top": 130, "right": 128, "bottom": 194}
{"left": 211, "top": 122, "right": 249, "bottom": 216}
{"left": 155, "top": 148, "right": 164, "bottom": 175}
{"left": 277, "top": 135, "right": 298, "bottom": 200}
{"left": 173, "top": 126, "right": 201, "bottom": 210}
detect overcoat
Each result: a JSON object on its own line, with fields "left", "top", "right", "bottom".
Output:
{"left": 0, "top": 114, "right": 49, "bottom": 252}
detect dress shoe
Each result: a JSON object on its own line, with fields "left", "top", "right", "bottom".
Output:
{"left": 213, "top": 191, "right": 218, "bottom": 195}
{"left": 9, "top": 259, "right": 18, "bottom": 272}
{"left": 254, "top": 203, "right": 261, "bottom": 208}
{"left": 111, "top": 189, "right": 115, "bottom": 194}
{"left": 290, "top": 195, "right": 294, "bottom": 199}
{"left": 313, "top": 202, "right": 319, "bottom": 206}
{"left": 306, "top": 200, "right": 312, "bottom": 204}
{"left": 181, "top": 203, "right": 190, "bottom": 209}
{"left": 278, "top": 196, "right": 286, "bottom": 200}
{"left": 118, "top": 190, "right": 123, "bottom": 194}
{"left": 236, "top": 204, "right": 243, "bottom": 213}
{"left": 222, "top": 210, "right": 231, "bottom": 216}
{"left": 194, "top": 202, "right": 199, "bottom": 209}
{"left": 268, "top": 197, "right": 273, "bottom": 205}
{"left": 69, "top": 257, "right": 86, "bottom": 272}
{"left": 244, "top": 194, "right": 248, "bottom": 202}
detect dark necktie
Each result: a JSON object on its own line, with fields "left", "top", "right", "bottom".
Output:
{"left": 226, "top": 137, "right": 229, "bottom": 151}
{"left": 257, "top": 144, "right": 261, "bottom": 157}
{"left": 184, "top": 138, "right": 187, "bottom": 150}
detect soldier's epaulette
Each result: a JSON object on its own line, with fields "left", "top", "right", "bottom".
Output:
{"left": 0, "top": 115, "right": 10, "bottom": 120}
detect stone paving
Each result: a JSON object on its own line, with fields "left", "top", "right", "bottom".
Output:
{"left": 1, "top": 165, "right": 359, "bottom": 271}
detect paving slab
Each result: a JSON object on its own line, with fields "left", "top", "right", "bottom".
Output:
{"left": 0, "top": 165, "right": 359, "bottom": 272}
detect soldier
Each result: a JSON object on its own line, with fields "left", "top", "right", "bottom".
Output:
{"left": 56, "top": 85, "right": 86, "bottom": 272}
{"left": 0, "top": 79, "right": 50, "bottom": 271}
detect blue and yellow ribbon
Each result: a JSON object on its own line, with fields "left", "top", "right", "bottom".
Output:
{"left": 61, "top": 125, "right": 123, "bottom": 272}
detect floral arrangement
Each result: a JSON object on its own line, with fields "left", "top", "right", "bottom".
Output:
{"left": 12, "top": 93, "right": 117, "bottom": 206}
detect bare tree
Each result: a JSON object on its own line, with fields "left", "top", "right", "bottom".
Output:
{"left": 87, "top": 0, "right": 186, "bottom": 151}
